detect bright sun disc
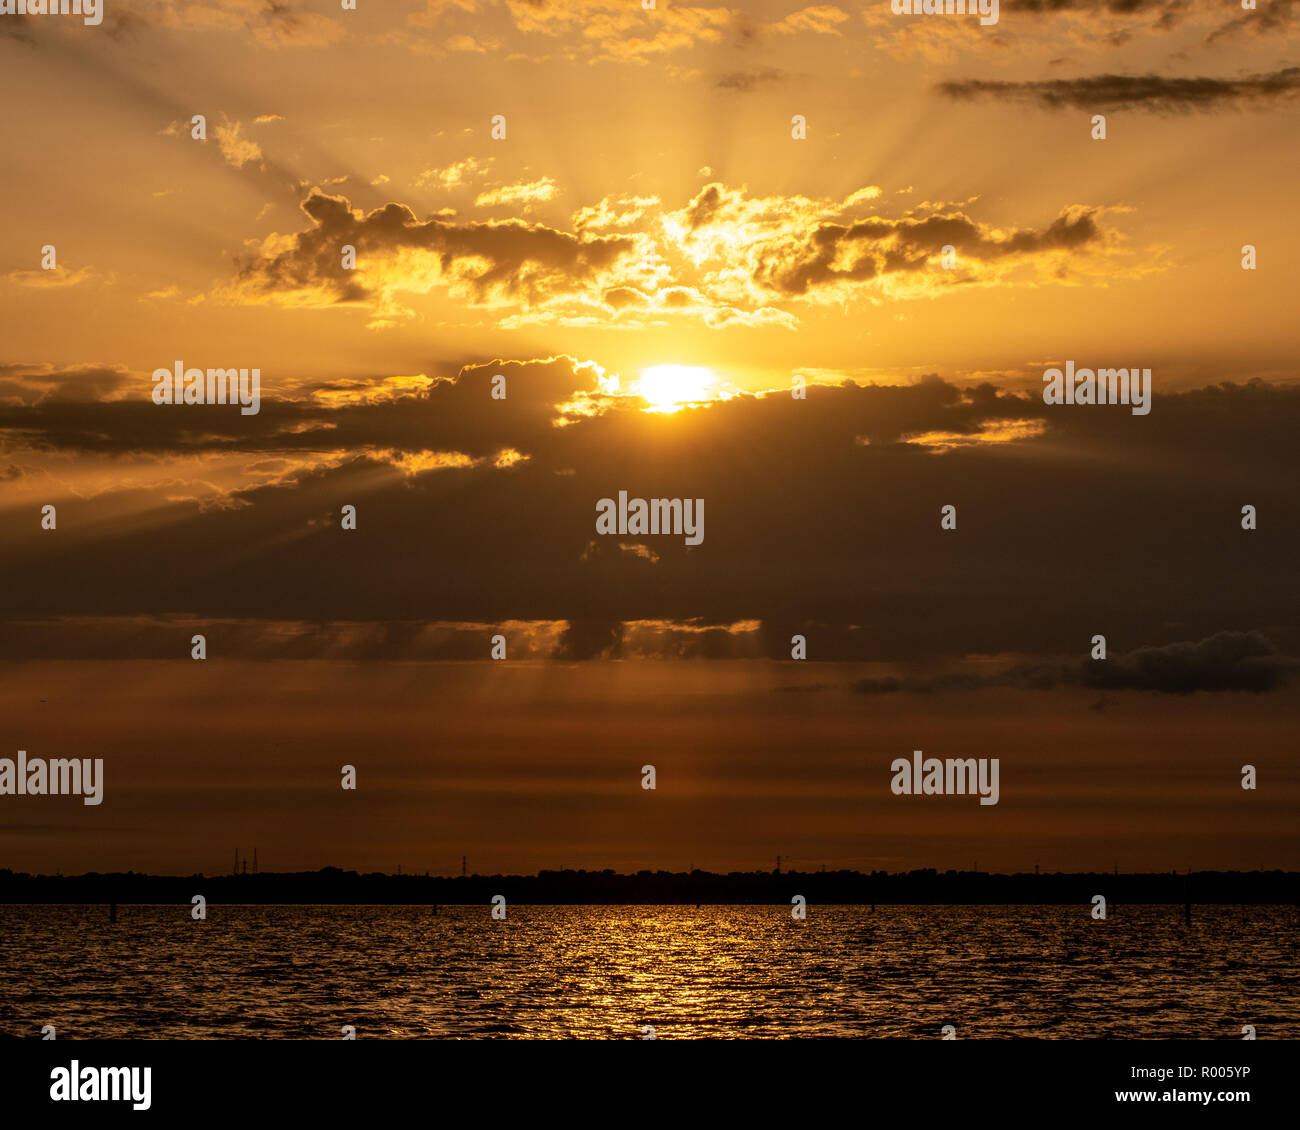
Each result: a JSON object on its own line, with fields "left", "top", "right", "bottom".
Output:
{"left": 636, "top": 365, "right": 715, "bottom": 412}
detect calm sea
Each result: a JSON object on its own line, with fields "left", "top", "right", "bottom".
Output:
{"left": 2, "top": 904, "right": 1294, "bottom": 1039}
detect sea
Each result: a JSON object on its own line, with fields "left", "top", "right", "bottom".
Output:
{"left": 1, "top": 904, "right": 1294, "bottom": 1039}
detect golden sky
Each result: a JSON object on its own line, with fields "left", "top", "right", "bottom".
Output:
{"left": 1, "top": 1, "right": 1297, "bottom": 874}
{"left": 3, "top": 0, "right": 1297, "bottom": 391}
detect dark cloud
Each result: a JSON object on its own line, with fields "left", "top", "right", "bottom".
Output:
{"left": 230, "top": 184, "right": 1111, "bottom": 316}
{"left": 0, "top": 356, "right": 606, "bottom": 458}
{"left": 0, "top": 363, "right": 130, "bottom": 406}
{"left": 938, "top": 68, "right": 1300, "bottom": 112}
{"left": 1086, "top": 631, "right": 1297, "bottom": 693}
{"left": 1001, "top": 0, "right": 1294, "bottom": 42}
{"left": 1, "top": 365, "right": 1296, "bottom": 667}
{"left": 716, "top": 67, "right": 785, "bottom": 92}
{"left": 1207, "top": 0, "right": 1295, "bottom": 42}
{"left": 0, "top": 361, "right": 1050, "bottom": 458}
{"left": 232, "top": 190, "right": 637, "bottom": 307}
{"left": 751, "top": 205, "right": 1099, "bottom": 297}
{"left": 554, "top": 619, "right": 624, "bottom": 660}
{"left": 684, "top": 183, "right": 727, "bottom": 231}
{"left": 849, "top": 632, "right": 1298, "bottom": 695}
{"left": 1004, "top": 0, "right": 1182, "bottom": 13}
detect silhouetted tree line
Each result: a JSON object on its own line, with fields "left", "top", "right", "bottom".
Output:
{"left": 0, "top": 867, "right": 1295, "bottom": 905}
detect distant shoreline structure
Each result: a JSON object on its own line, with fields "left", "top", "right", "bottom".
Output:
{"left": 1, "top": 867, "right": 1295, "bottom": 906}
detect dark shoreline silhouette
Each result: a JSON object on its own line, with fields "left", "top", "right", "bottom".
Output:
{"left": 1, "top": 866, "right": 1295, "bottom": 905}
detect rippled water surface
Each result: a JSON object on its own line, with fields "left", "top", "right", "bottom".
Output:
{"left": 2, "top": 904, "right": 1295, "bottom": 1038}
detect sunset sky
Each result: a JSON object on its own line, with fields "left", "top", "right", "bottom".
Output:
{"left": 1, "top": 0, "right": 1297, "bottom": 876}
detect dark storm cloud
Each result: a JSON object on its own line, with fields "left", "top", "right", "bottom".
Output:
{"left": 849, "top": 632, "right": 1298, "bottom": 695}
{"left": 1, "top": 364, "right": 1297, "bottom": 667}
{"left": 937, "top": 68, "right": 1300, "bottom": 112}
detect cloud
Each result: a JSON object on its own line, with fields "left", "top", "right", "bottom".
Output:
{"left": 1207, "top": 0, "right": 1296, "bottom": 43}
{"left": 938, "top": 68, "right": 1300, "bottom": 112}
{"left": 572, "top": 194, "right": 661, "bottom": 232}
{"left": 862, "top": 0, "right": 1296, "bottom": 65}
{"left": 0, "top": 363, "right": 130, "bottom": 406}
{"left": 849, "top": 632, "right": 1299, "bottom": 695}
{"left": 3, "top": 363, "right": 1296, "bottom": 669}
{"left": 214, "top": 118, "right": 263, "bottom": 168}
{"left": 717, "top": 67, "right": 786, "bottom": 92}
{"left": 499, "top": 0, "right": 733, "bottom": 62}
{"left": 403, "top": 0, "right": 854, "bottom": 62}
{"left": 474, "top": 177, "right": 559, "bottom": 208}
{"left": 1000, "top": 0, "right": 1185, "bottom": 16}
{"left": 408, "top": 0, "right": 481, "bottom": 29}
{"left": 251, "top": 7, "right": 348, "bottom": 48}
{"left": 1085, "top": 632, "right": 1298, "bottom": 693}
{"left": 667, "top": 182, "right": 1110, "bottom": 303}
{"left": 225, "top": 190, "right": 638, "bottom": 316}
{"left": 83, "top": 0, "right": 349, "bottom": 48}
{"left": 415, "top": 157, "right": 493, "bottom": 190}
{"left": 999, "top": 0, "right": 1296, "bottom": 48}
{"left": 771, "top": 6, "right": 850, "bottom": 35}
{"left": 227, "top": 179, "right": 1125, "bottom": 326}
{"left": 444, "top": 32, "right": 492, "bottom": 52}
{"left": 4, "top": 266, "right": 96, "bottom": 289}
{"left": 0, "top": 614, "right": 768, "bottom": 661}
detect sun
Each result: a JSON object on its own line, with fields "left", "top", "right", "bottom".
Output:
{"left": 635, "top": 365, "right": 716, "bottom": 412}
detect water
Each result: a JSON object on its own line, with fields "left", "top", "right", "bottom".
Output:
{"left": 1, "top": 904, "right": 1294, "bottom": 1039}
